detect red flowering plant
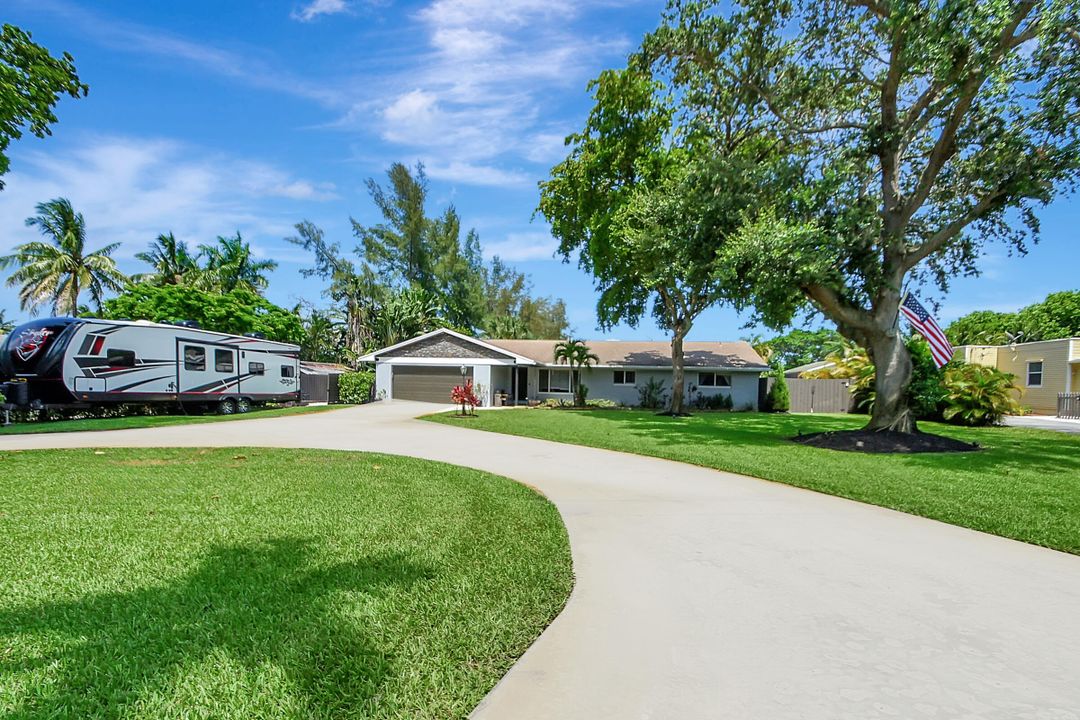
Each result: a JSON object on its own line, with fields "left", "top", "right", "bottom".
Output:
{"left": 450, "top": 380, "right": 480, "bottom": 416}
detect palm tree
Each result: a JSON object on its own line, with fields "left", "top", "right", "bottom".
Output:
{"left": 0, "top": 309, "right": 14, "bottom": 334}
{"left": 197, "top": 232, "right": 277, "bottom": 294}
{"left": 553, "top": 338, "right": 599, "bottom": 407}
{"left": 0, "top": 198, "right": 128, "bottom": 316}
{"left": 134, "top": 232, "right": 198, "bottom": 285}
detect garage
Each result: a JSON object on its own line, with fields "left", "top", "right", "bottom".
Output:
{"left": 391, "top": 365, "right": 472, "bottom": 403}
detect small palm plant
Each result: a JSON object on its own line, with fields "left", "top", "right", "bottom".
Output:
{"left": 941, "top": 364, "right": 1020, "bottom": 426}
{"left": 553, "top": 338, "right": 599, "bottom": 407}
{"left": 0, "top": 198, "right": 128, "bottom": 316}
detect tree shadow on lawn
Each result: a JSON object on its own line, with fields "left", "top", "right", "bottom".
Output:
{"left": 0, "top": 538, "right": 431, "bottom": 718}
{"left": 570, "top": 410, "right": 1080, "bottom": 476}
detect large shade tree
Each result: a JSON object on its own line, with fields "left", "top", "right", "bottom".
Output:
{"left": 0, "top": 198, "right": 127, "bottom": 316}
{"left": 540, "top": 53, "right": 779, "bottom": 414}
{"left": 0, "top": 24, "right": 86, "bottom": 190}
{"left": 648, "top": 0, "right": 1080, "bottom": 432}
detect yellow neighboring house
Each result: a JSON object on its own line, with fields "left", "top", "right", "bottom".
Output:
{"left": 954, "top": 338, "right": 1080, "bottom": 415}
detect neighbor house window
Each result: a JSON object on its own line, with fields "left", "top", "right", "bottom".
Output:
{"left": 613, "top": 370, "right": 636, "bottom": 385}
{"left": 184, "top": 346, "right": 206, "bottom": 371}
{"left": 215, "top": 349, "right": 234, "bottom": 373}
{"left": 1027, "top": 360, "right": 1044, "bottom": 387}
{"left": 249, "top": 362, "right": 265, "bottom": 375}
{"left": 281, "top": 365, "right": 295, "bottom": 378}
{"left": 698, "top": 372, "right": 731, "bottom": 387}
{"left": 106, "top": 349, "right": 136, "bottom": 368}
{"left": 539, "top": 368, "right": 572, "bottom": 393}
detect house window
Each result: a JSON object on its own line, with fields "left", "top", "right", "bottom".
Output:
{"left": 539, "top": 368, "right": 572, "bottom": 393}
{"left": 215, "top": 349, "right": 234, "bottom": 373}
{"left": 184, "top": 346, "right": 205, "bottom": 371}
{"left": 281, "top": 365, "right": 295, "bottom": 378}
{"left": 1027, "top": 361, "right": 1044, "bottom": 387}
{"left": 249, "top": 362, "right": 265, "bottom": 375}
{"left": 613, "top": 370, "right": 636, "bottom": 385}
{"left": 698, "top": 372, "right": 731, "bottom": 387}
{"left": 106, "top": 349, "right": 136, "bottom": 368}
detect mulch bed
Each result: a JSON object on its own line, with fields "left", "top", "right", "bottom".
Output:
{"left": 792, "top": 429, "right": 981, "bottom": 454}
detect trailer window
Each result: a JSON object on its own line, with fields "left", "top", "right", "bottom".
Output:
{"left": 281, "top": 365, "right": 295, "bottom": 378}
{"left": 107, "top": 349, "right": 136, "bottom": 368}
{"left": 249, "top": 362, "right": 265, "bottom": 375}
{"left": 184, "top": 346, "right": 206, "bottom": 371}
{"left": 215, "top": 349, "right": 234, "bottom": 373}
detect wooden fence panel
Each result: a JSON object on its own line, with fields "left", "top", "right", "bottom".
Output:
{"left": 761, "top": 377, "right": 853, "bottom": 413}
{"left": 301, "top": 373, "right": 329, "bottom": 403}
{"left": 1059, "top": 393, "right": 1080, "bottom": 419}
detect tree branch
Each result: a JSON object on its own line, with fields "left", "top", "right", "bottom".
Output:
{"left": 901, "top": 1, "right": 1037, "bottom": 222}
{"left": 802, "top": 283, "right": 876, "bottom": 333}
{"left": 842, "top": 0, "right": 889, "bottom": 20}
{"left": 901, "top": 187, "right": 1008, "bottom": 271}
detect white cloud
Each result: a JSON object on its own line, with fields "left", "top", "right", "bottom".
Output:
{"left": 425, "top": 161, "right": 532, "bottom": 187}
{"left": 292, "top": 0, "right": 351, "bottom": 22}
{"left": 483, "top": 231, "right": 559, "bottom": 261}
{"left": 0, "top": 136, "right": 336, "bottom": 263}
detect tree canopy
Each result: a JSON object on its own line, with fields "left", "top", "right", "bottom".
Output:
{"left": 100, "top": 284, "right": 303, "bottom": 345}
{"left": 946, "top": 290, "right": 1080, "bottom": 344}
{"left": 0, "top": 24, "right": 86, "bottom": 190}
{"left": 645, "top": 0, "right": 1080, "bottom": 431}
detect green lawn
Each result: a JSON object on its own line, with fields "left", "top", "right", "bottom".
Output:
{"left": 426, "top": 409, "right": 1080, "bottom": 554}
{"left": 0, "top": 448, "right": 572, "bottom": 719}
{"left": 0, "top": 404, "right": 346, "bottom": 435}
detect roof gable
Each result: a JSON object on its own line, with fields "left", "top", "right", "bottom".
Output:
{"left": 358, "top": 328, "right": 536, "bottom": 363}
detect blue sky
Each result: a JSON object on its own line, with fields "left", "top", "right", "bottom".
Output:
{"left": 1, "top": 0, "right": 1076, "bottom": 340}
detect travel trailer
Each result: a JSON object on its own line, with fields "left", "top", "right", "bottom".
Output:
{"left": 0, "top": 317, "right": 300, "bottom": 414}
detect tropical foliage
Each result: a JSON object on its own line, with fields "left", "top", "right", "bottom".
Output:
{"left": 99, "top": 285, "right": 303, "bottom": 345}
{"left": 553, "top": 339, "right": 598, "bottom": 407}
{"left": 0, "top": 24, "right": 86, "bottom": 190}
{"left": 195, "top": 232, "right": 277, "bottom": 294}
{"left": 946, "top": 290, "right": 1080, "bottom": 345}
{"left": 288, "top": 162, "right": 570, "bottom": 363}
{"left": 751, "top": 328, "right": 843, "bottom": 370}
{"left": 451, "top": 380, "right": 480, "bottom": 415}
{"left": 941, "top": 365, "right": 1021, "bottom": 427}
{"left": 133, "top": 233, "right": 198, "bottom": 286}
{"left": 0, "top": 309, "right": 13, "bottom": 334}
{"left": 0, "top": 198, "right": 126, "bottom": 316}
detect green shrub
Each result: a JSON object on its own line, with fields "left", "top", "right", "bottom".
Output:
{"left": 337, "top": 371, "right": 374, "bottom": 404}
{"left": 585, "top": 398, "right": 620, "bottom": 409}
{"left": 764, "top": 374, "right": 790, "bottom": 412}
{"left": 693, "top": 391, "right": 733, "bottom": 411}
{"left": 941, "top": 364, "right": 1020, "bottom": 426}
{"left": 636, "top": 377, "right": 667, "bottom": 409}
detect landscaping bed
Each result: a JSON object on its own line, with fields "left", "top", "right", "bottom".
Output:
{"left": 0, "top": 448, "right": 572, "bottom": 718}
{"left": 426, "top": 409, "right": 1080, "bottom": 554}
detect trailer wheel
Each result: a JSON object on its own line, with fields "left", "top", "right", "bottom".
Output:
{"left": 217, "top": 398, "right": 237, "bottom": 415}
{"left": 236, "top": 397, "right": 251, "bottom": 414}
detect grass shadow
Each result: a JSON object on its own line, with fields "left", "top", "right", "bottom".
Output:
{"left": 0, "top": 537, "right": 431, "bottom": 717}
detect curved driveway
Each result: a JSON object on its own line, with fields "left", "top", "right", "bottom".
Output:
{"left": 4, "top": 402, "right": 1080, "bottom": 719}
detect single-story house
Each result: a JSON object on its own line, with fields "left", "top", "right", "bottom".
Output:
{"left": 358, "top": 328, "right": 769, "bottom": 408}
{"left": 955, "top": 337, "right": 1080, "bottom": 415}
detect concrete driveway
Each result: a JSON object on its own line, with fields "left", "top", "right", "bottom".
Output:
{"left": 1005, "top": 414, "right": 1080, "bottom": 434}
{"left": 3, "top": 402, "right": 1080, "bottom": 719}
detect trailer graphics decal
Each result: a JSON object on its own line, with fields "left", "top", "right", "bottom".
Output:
{"left": 13, "top": 328, "right": 53, "bottom": 362}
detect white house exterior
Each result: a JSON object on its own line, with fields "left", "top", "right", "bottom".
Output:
{"left": 359, "top": 328, "right": 769, "bottom": 409}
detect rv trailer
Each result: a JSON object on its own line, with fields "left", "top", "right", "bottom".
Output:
{"left": 0, "top": 317, "right": 300, "bottom": 414}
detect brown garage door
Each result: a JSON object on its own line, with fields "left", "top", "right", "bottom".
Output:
{"left": 392, "top": 366, "right": 472, "bottom": 403}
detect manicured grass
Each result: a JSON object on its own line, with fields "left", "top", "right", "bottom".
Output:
{"left": 0, "top": 448, "right": 571, "bottom": 719}
{"left": 0, "top": 404, "right": 345, "bottom": 435}
{"left": 426, "top": 409, "right": 1080, "bottom": 554}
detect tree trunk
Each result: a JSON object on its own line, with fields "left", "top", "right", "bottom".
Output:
{"left": 866, "top": 330, "right": 916, "bottom": 433}
{"left": 670, "top": 328, "right": 687, "bottom": 415}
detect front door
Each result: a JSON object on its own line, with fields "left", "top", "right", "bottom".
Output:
{"left": 178, "top": 343, "right": 239, "bottom": 395}
{"left": 516, "top": 367, "right": 529, "bottom": 402}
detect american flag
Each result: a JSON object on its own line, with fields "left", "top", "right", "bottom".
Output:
{"left": 900, "top": 293, "right": 954, "bottom": 369}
